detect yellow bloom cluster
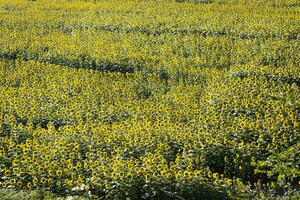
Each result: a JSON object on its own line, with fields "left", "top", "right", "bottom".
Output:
{"left": 0, "top": 0, "right": 299, "bottom": 199}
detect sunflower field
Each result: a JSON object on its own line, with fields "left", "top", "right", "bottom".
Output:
{"left": 0, "top": 0, "right": 299, "bottom": 199}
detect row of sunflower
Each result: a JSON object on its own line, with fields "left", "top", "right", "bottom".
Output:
{"left": 0, "top": 0, "right": 299, "bottom": 73}
{"left": 0, "top": 0, "right": 299, "bottom": 199}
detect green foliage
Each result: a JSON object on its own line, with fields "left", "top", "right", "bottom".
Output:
{"left": 0, "top": 122, "right": 11, "bottom": 137}
{"left": 132, "top": 80, "right": 153, "bottom": 99}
